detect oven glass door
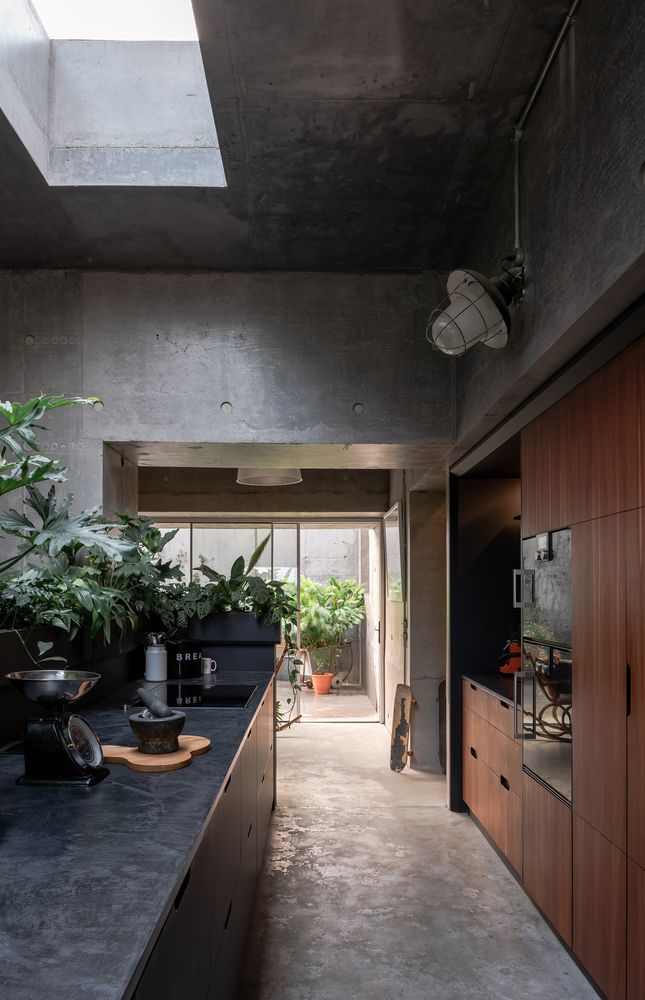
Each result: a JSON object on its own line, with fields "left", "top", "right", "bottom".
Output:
{"left": 521, "top": 640, "right": 572, "bottom": 801}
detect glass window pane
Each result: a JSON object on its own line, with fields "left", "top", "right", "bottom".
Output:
{"left": 154, "top": 522, "right": 191, "bottom": 582}
{"left": 192, "top": 524, "right": 272, "bottom": 579}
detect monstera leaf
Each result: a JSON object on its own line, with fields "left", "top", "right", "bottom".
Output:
{"left": 0, "top": 486, "right": 134, "bottom": 572}
{"left": 0, "top": 395, "right": 100, "bottom": 500}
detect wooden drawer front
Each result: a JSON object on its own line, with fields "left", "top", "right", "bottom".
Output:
{"left": 462, "top": 705, "right": 486, "bottom": 759}
{"left": 523, "top": 774, "right": 572, "bottom": 946}
{"left": 482, "top": 762, "right": 521, "bottom": 873}
{"left": 463, "top": 707, "right": 521, "bottom": 794}
{"left": 573, "top": 814, "right": 626, "bottom": 1000}
{"left": 462, "top": 743, "right": 483, "bottom": 816}
{"left": 628, "top": 859, "right": 645, "bottom": 1000}
{"left": 463, "top": 742, "right": 521, "bottom": 873}
{"left": 485, "top": 694, "right": 515, "bottom": 739}
{"left": 462, "top": 679, "right": 490, "bottom": 719}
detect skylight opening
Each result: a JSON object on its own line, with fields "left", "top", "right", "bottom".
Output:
{"left": 31, "top": 0, "right": 199, "bottom": 42}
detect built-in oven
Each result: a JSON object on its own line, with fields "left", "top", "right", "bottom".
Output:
{"left": 514, "top": 528, "right": 572, "bottom": 801}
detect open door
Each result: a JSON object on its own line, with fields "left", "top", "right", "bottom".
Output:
{"left": 383, "top": 503, "right": 407, "bottom": 730}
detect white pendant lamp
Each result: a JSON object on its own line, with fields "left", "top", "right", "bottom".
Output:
{"left": 236, "top": 468, "right": 303, "bottom": 486}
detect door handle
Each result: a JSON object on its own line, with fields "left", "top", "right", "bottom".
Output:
{"left": 514, "top": 670, "right": 537, "bottom": 740}
{"left": 513, "top": 568, "right": 535, "bottom": 608}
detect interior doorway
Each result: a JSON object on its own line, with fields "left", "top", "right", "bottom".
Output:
{"left": 154, "top": 517, "right": 384, "bottom": 725}
{"left": 298, "top": 522, "right": 382, "bottom": 723}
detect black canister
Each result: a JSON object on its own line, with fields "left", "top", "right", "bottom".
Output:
{"left": 166, "top": 639, "right": 202, "bottom": 679}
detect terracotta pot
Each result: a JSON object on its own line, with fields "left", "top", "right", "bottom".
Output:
{"left": 311, "top": 672, "right": 334, "bottom": 695}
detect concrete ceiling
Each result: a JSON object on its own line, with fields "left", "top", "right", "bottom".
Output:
{"left": 0, "top": 0, "right": 566, "bottom": 270}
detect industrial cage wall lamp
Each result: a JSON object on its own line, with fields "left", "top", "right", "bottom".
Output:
{"left": 426, "top": 0, "right": 580, "bottom": 358}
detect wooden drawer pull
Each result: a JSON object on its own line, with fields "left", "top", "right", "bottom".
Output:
{"left": 499, "top": 701, "right": 509, "bottom": 710}
{"left": 470, "top": 746, "right": 478, "bottom": 759}
{"left": 500, "top": 774, "right": 510, "bottom": 791}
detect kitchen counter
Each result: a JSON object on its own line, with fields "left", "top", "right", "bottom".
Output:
{"left": 0, "top": 669, "right": 274, "bottom": 1000}
{"left": 463, "top": 672, "right": 516, "bottom": 706}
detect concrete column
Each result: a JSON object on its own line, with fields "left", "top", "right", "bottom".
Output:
{"left": 408, "top": 490, "right": 446, "bottom": 773}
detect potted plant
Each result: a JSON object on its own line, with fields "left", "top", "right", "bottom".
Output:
{"left": 299, "top": 577, "right": 366, "bottom": 695}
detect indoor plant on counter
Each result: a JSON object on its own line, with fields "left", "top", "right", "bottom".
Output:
{"left": 0, "top": 394, "right": 182, "bottom": 680}
{"left": 300, "top": 576, "right": 365, "bottom": 694}
{"left": 149, "top": 536, "right": 302, "bottom": 727}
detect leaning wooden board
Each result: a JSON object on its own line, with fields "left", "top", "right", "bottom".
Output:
{"left": 390, "top": 683, "right": 413, "bottom": 772}
{"left": 102, "top": 735, "right": 211, "bottom": 773}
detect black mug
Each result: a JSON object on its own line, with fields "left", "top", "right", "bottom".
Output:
{"left": 167, "top": 639, "right": 202, "bottom": 679}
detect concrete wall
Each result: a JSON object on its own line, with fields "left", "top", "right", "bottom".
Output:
{"left": 49, "top": 40, "right": 223, "bottom": 186}
{"left": 139, "top": 467, "right": 390, "bottom": 516}
{"left": 0, "top": 269, "right": 452, "bottom": 514}
{"left": 455, "top": 0, "right": 645, "bottom": 451}
{"left": 0, "top": 0, "right": 50, "bottom": 179}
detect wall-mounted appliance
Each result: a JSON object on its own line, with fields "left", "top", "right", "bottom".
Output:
{"left": 513, "top": 528, "right": 572, "bottom": 801}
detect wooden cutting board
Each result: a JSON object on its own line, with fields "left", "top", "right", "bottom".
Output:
{"left": 102, "top": 735, "right": 211, "bottom": 773}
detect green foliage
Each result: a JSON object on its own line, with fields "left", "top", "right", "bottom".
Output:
{"left": 299, "top": 576, "right": 365, "bottom": 653}
{"left": 0, "top": 394, "right": 98, "bottom": 499}
{"left": 0, "top": 512, "right": 181, "bottom": 645}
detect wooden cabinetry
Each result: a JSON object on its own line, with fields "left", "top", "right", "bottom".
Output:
{"left": 521, "top": 336, "right": 645, "bottom": 538}
{"left": 462, "top": 680, "right": 521, "bottom": 873}
{"left": 626, "top": 508, "right": 645, "bottom": 870}
{"left": 573, "top": 814, "right": 626, "bottom": 1000}
{"left": 522, "top": 774, "right": 572, "bottom": 946}
{"left": 572, "top": 515, "right": 627, "bottom": 850}
{"left": 628, "top": 859, "right": 645, "bottom": 1000}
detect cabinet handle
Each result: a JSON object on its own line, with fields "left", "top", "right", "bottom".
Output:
{"left": 224, "top": 775, "right": 231, "bottom": 793}
{"left": 224, "top": 901, "right": 232, "bottom": 931}
{"left": 499, "top": 700, "right": 509, "bottom": 711}
{"left": 470, "top": 683, "right": 476, "bottom": 691}
{"left": 470, "top": 746, "right": 477, "bottom": 759}
{"left": 500, "top": 775, "right": 510, "bottom": 791}
{"left": 627, "top": 663, "right": 632, "bottom": 717}
{"left": 174, "top": 868, "right": 191, "bottom": 911}
{"left": 248, "top": 822, "right": 253, "bottom": 839}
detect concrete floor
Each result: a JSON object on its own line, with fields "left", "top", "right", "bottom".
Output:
{"left": 240, "top": 723, "right": 598, "bottom": 1000}
{"left": 301, "top": 688, "right": 379, "bottom": 722}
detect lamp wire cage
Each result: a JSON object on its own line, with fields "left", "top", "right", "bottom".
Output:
{"left": 426, "top": 257, "right": 525, "bottom": 357}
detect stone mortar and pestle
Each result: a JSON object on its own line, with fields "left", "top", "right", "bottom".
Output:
{"left": 129, "top": 688, "right": 186, "bottom": 754}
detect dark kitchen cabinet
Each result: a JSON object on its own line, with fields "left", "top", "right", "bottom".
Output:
{"left": 572, "top": 514, "right": 627, "bottom": 851}
{"left": 523, "top": 773, "right": 572, "bottom": 946}
{"left": 135, "top": 680, "right": 276, "bottom": 1000}
{"left": 134, "top": 835, "right": 212, "bottom": 1000}
{"left": 573, "top": 814, "right": 626, "bottom": 1000}
{"left": 626, "top": 508, "right": 645, "bottom": 870}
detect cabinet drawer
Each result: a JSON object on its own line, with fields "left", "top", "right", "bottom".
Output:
{"left": 462, "top": 679, "right": 490, "bottom": 719}
{"left": 462, "top": 743, "right": 483, "bottom": 817}
{"left": 463, "top": 742, "right": 521, "bottom": 873}
{"left": 485, "top": 694, "right": 515, "bottom": 739}
{"left": 463, "top": 706, "right": 521, "bottom": 795}
{"left": 523, "top": 774, "right": 572, "bottom": 945}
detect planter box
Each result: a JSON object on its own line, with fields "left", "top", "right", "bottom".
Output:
{"left": 188, "top": 612, "right": 280, "bottom": 673}
{"left": 188, "top": 611, "right": 280, "bottom": 645}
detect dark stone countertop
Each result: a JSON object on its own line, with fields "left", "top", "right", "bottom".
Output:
{"left": 0, "top": 669, "right": 274, "bottom": 1000}
{"left": 462, "top": 672, "right": 516, "bottom": 706}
